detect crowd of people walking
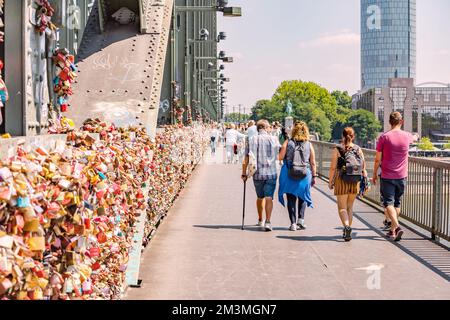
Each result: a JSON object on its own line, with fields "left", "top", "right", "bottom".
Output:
{"left": 232, "top": 111, "right": 413, "bottom": 242}
{"left": 208, "top": 120, "right": 285, "bottom": 164}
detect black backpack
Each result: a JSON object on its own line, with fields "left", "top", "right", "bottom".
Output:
{"left": 288, "top": 141, "right": 308, "bottom": 180}
{"left": 337, "top": 145, "right": 363, "bottom": 183}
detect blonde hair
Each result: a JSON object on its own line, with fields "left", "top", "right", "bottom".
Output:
{"left": 256, "top": 119, "right": 270, "bottom": 131}
{"left": 291, "top": 121, "right": 310, "bottom": 142}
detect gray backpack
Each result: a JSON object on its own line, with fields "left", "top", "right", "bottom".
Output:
{"left": 337, "top": 145, "right": 363, "bottom": 183}
{"left": 288, "top": 141, "right": 308, "bottom": 180}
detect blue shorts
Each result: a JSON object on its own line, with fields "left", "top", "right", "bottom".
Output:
{"left": 253, "top": 179, "right": 277, "bottom": 199}
{"left": 380, "top": 178, "right": 406, "bottom": 208}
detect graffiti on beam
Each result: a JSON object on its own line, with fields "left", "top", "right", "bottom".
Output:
{"left": 92, "top": 53, "right": 146, "bottom": 84}
{"left": 159, "top": 99, "right": 169, "bottom": 113}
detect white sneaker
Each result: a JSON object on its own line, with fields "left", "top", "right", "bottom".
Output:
{"left": 264, "top": 222, "right": 272, "bottom": 232}
{"left": 297, "top": 219, "right": 306, "bottom": 230}
{"left": 257, "top": 220, "right": 265, "bottom": 227}
{"left": 289, "top": 223, "right": 297, "bottom": 231}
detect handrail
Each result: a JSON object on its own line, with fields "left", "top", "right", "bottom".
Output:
{"left": 311, "top": 141, "right": 450, "bottom": 242}
{"left": 314, "top": 141, "right": 450, "bottom": 169}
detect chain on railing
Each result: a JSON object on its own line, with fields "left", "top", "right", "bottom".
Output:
{"left": 312, "top": 141, "right": 450, "bottom": 242}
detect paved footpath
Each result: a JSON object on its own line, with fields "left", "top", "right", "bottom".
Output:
{"left": 126, "top": 146, "right": 450, "bottom": 300}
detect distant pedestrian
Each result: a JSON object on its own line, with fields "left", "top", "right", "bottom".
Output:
{"left": 328, "top": 127, "right": 367, "bottom": 241}
{"left": 278, "top": 121, "right": 317, "bottom": 231}
{"left": 372, "top": 112, "right": 414, "bottom": 241}
{"left": 246, "top": 120, "right": 258, "bottom": 140}
{"left": 210, "top": 126, "right": 220, "bottom": 155}
{"left": 242, "top": 119, "right": 281, "bottom": 231}
{"left": 225, "top": 123, "right": 244, "bottom": 164}
{"left": 237, "top": 135, "right": 246, "bottom": 164}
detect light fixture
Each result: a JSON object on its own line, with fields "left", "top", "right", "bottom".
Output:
{"left": 218, "top": 32, "right": 227, "bottom": 41}
{"left": 199, "top": 28, "right": 209, "bottom": 41}
{"left": 217, "top": 0, "right": 242, "bottom": 17}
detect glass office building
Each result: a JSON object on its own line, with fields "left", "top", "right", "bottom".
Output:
{"left": 361, "top": 0, "right": 416, "bottom": 89}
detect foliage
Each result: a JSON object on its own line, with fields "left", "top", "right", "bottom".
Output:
{"left": 250, "top": 100, "right": 270, "bottom": 121}
{"left": 345, "top": 109, "right": 381, "bottom": 146}
{"left": 331, "top": 105, "right": 353, "bottom": 141}
{"left": 417, "top": 137, "right": 435, "bottom": 151}
{"left": 249, "top": 80, "right": 381, "bottom": 143}
{"left": 225, "top": 112, "right": 250, "bottom": 123}
{"left": 294, "top": 103, "right": 332, "bottom": 141}
{"left": 331, "top": 90, "right": 353, "bottom": 109}
{"left": 272, "top": 80, "right": 338, "bottom": 122}
{"left": 250, "top": 99, "right": 284, "bottom": 123}
{"left": 444, "top": 140, "right": 450, "bottom": 150}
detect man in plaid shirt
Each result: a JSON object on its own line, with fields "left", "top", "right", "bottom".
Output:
{"left": 242, "top": 119, "right": 281, "bottom": 231}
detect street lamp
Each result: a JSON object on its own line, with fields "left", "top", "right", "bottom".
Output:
{"left": 217, "top": 0, "right": 242, "bottom": 17}
{"left": 176, "top": 1, "right": 242, "bottom": 17}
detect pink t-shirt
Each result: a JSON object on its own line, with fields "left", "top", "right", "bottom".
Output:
{"left": 376, "top": 130, "right": 413, "bottom": 180}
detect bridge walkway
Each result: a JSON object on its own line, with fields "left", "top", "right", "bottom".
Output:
{"left": 125, "top": 146, "right": 450, "bottom": 300}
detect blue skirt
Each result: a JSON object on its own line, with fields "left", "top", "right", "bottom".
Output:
{"left": 278, "top": 163, "right": 313, "bottom": 208}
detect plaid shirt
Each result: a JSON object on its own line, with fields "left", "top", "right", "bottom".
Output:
{"left": 247, "top": 130, "right": 281, "bottom": 181}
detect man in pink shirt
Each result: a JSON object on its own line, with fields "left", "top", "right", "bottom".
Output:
{"left": 372, "top": 112, "right": 414, "bottom": 241}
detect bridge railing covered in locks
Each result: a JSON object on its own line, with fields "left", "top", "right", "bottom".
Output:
{"left": 0, "top": 122, "right": 209, "bottom": 300}
{"left": 144, "top": 123, "right": 209, "bottom": 242}
{"left": 312, "top": 141, "right": 450, "bottom": 242}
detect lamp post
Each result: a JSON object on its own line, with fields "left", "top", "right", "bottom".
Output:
{"left": 171, "top": 1, "right": 241, "bottom": 129}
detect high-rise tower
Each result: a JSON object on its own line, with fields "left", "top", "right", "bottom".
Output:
{"left": 361, "top": 0, "right": 416, "bottom": 89}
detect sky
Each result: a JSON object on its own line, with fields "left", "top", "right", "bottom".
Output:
{"left": 218, "top": 0, "right": 450, "bottom": 114}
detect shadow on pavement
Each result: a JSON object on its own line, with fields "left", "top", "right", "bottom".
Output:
{"left": 354, "top": 213, "right": 450, "bottom": 282}
{"left": 313, "top": 184, "right": 450, "bottom": 282}
{"left": 277, "top": 235, "right": 386, "bottom": 243}
{"left": 193, "top": 225, "right": 266, "bottom": 232}
{"left": 193, "top": 224, "right": 295, "bottom": 232}
{"left": 333, "top": 227, "right": 371, "bottom": 231}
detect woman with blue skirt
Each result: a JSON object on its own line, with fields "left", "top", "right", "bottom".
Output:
{"left": 278, "top": 121, "right": 317, "bottom": 231}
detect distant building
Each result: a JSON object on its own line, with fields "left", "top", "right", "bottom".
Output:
{"left": 353, "top": 78, "right": 450, "bottom": 141}
{"left": 361, "top": 0, "right": 416, "bottom": 90}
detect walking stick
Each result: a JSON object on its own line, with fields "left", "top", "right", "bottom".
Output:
{"left": 242, "top": 180, "right": 246, "bottom": 230}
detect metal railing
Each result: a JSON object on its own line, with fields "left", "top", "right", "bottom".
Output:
{"left": 312, "top": 141, "right": 450, "bottom": 242}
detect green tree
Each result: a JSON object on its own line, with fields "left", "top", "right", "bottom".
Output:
{"left": 250, "top": 99, "right": 269, "bottom": 120}
{"left": 225, "top": 113, "right": 250, "bottom": 123}
{"left": 249, "top": 99, "right": 282, "bottom": 122}
{"left": 253, "top": 99, "right": 284, "bottom": 123}
{"left": 331, "top": 90, "right": 353, "bottom": 109}
{"left": 330, "top": 91, "right": 354, "bottom": 140}
{"left": 272, "top": 80, "right": 338, "bottom": 122}
{"left": 295, "top": 103, "right": 332, "bottom": 141}
{"left": 345, "top": 109, "right": 381, "bottom": 146}
{"left": 417, "top": 137, "right": 434, "bottom": 151}
{"left": 331, "top": 106, "right": 353, "bottom": 141}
